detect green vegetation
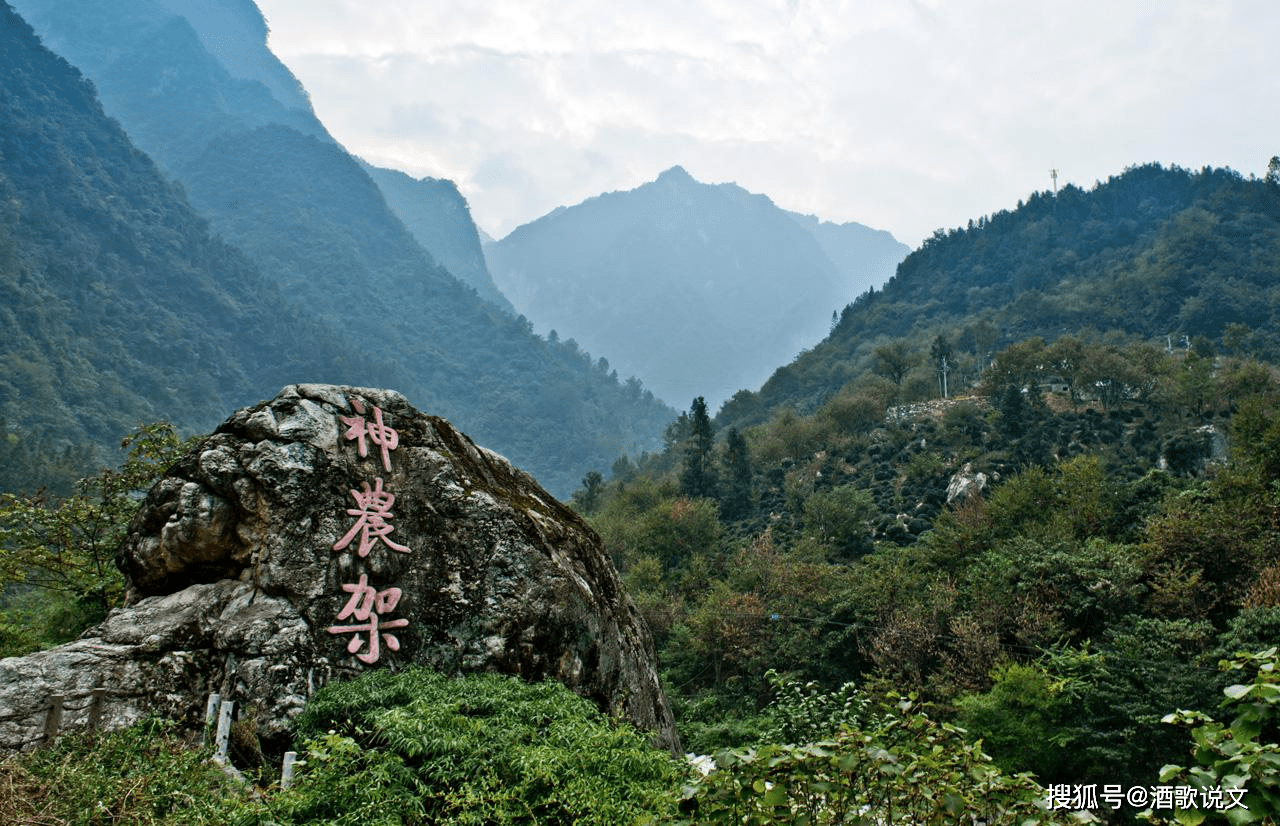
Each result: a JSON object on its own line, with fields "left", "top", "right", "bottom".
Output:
{"left": 8, "top": 332, "right": 1274, "bottom": 822}
{"left": 275, "top": 668, "right": 685, "bottom": 825}
{"left": 0, "top": 719, "right": 245, "bottom": 826}
{"left": 0, "top": 669, "right": 1083, "bottom": 824}
{"left": 723, "top": 163, "right": 1280, "bottom": 429}
{"left": 679, "top": 691, "right": 1071, "bottom": 825}
{"left": 1147, "top": 648, "right": 1280, "bottom": 824}
{"left": 7, "top": 654, "right": 1278, "bottom": 823}
{"left": 572, "top": 327, "right": 1280, "bottom": 823}
{"left": 0, "top": 422, "right": 193, "bottom": 657}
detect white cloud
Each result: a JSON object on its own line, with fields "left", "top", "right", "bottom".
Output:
{"left": 256, "top": 0, "right": 1280, "bottom": 246}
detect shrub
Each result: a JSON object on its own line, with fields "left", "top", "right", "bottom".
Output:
{"left": 677, "top": 692, "right": 1077, "bottom": 825}
{"left": 0, "top": 719, "right": 247, "bottom": 825}
{"left": 272, "top": 667, "right": 687, "bottom": 825}
{"left": 1145, "top": 648, "right": 1280, "bottom": 824}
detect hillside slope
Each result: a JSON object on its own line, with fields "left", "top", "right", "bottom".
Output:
{"left": 0, "top": 2, "right": 394, "bottom": 448}
{"left": 721, "top": 163, "right": 1280, "bottom": 429}
{"left": 362, "top": 162, "right": 514, "bottom": 314}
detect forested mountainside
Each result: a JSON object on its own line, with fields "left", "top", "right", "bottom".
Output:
{"left": 570, "top": 323, "right": 1280, "bottom": 819}
{"left": 10, "top": 0, "right": 673, "bottom": 495}
{"left": 552, "top": 159, "right": 1280, "bottom": 817}
{"left": 9, "top": 0, "right": 329, "bottom": 173}
{"left": 0, "top": 4, "right": 394, "bottom": 452}
{"left": 361, "top": 162, "right": 514, "bottom": 314}
{"left": 721, "top": 163, "right": 1280, "bottom": 430}
{"left": 485, "top": 166, "right": 908, "bottom": 410}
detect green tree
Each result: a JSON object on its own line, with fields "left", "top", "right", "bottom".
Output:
{"left": 719, "top": 427, "right": 753, "bottom": 520}
{"left": 984, "top": 337, "right": 1048, "bottom": 397}
{"left": 0, "top": 423, "right": 193, "bottom": 628}
{"left": 1046, "top": 334, "right": 1088, "bottom": 409}
{"left": 871, "top": 339, "right": 919, "bottom": 388}
{"left": 955, "top": 660, "right": 1074, "bottom": 779}
{"left": 680, "top": 396, "right": 718, "bottom": 499}
{"left": 803, "top": 484, "right": 875, "bottom": 558}
{"left": 572, "top": 469, "right": 605, "bottom": 514}
{"left": 593, "top": 481, "right": 720, "bottom": 573}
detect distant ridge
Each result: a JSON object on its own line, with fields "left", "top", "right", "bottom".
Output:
{"left": 485, "top": 167, "right": 908, "bottom": 410}
{"left": 361, "top": 162, "right": 515, "bottom": 313}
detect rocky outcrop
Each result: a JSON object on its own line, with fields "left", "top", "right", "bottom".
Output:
{"left": 0, "top": 385, "right": 678, "bottom": 753}
{"left": 945, "top": 462, "right": 989, "bottom": 506}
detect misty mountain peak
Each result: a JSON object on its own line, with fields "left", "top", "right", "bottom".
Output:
{"left": 656, "top": 165, "right": 695, "bottom": 185}
{"left": 486, "top": 171, "right": 906, "bottom": 410}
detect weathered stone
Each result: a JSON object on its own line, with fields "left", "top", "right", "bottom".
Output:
{"left": 945, "top": 462, "right": 989, "bottom": 505}
{"left": 0, "top": 385, "right": 678, "bottom": 754}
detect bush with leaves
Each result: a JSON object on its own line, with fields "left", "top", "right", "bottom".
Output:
{"left": 0, "top": 719, "right": 248, "bottom": 825}
{"left": 761, "top": 669, "right": 870, "bottom": 746}
{"left": 0, "top": 422, "right": 195, "bottom": 652}
{"left": 1144, "top": 648, "right": 1280, "bottom": 825}
{"left": 678, "top": 692, "right": 1079, "bottom": 825}
{"left": 266, "top": 667, "right": 687, "bottom": 825}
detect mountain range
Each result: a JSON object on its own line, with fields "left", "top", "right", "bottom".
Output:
{"left": 6, "top": 0, "right": 674, "bottom": 496}
{"left": 9, "top": 0, "right": 1276, "bottom": 501}
{"left": 484, "top": 166, "right": 908, "bottom": 410}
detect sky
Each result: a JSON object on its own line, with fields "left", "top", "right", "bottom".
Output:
{"left": 252, "top": 0, "right": 1280, "bottom": 249}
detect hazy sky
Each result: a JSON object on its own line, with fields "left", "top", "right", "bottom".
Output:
{"left": 253, "top": 0, "right": 1279, "bottom": 248}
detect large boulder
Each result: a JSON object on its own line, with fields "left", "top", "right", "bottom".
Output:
{"left": 0, "top": 385, "right": 678, "bottom": 753}
{"left": 945, "top": 462, "right": 989, "bottom": 506}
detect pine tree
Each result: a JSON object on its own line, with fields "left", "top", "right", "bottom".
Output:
{"left": 680, "top": 397, "right": 717, "bottom": 499}
{"left": 720, "top": 427, "right": 753, "bottom": 520}
{"left": 572, "top": 470, "right": 604, "bottom": 514}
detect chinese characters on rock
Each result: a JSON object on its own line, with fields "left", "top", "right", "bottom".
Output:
{"left": 327, "top": 398, "right": 410, "bottom": 664}
{"left": 333, "top": 478, "right": 411, "bottom": 558}
{"left": 327, "top": 574, "right": 409, "bottom": 665}
{"left": 339, "top": 398, "right": 398, "bottom": 472}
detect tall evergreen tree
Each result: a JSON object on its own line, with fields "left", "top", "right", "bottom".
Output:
{"left": 572, "top": 470, "right": 604, "bottom": 514}
{"left": 720, "top": 428, "right": 753, "bottom": 519}
{"left": 680, "top": 397, "right": 717, "bottom": 499}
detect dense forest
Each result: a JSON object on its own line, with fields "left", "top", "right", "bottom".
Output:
{"left": 721, "top": 162, "right": 1280, "bottom": 430}
{"left": 568, "top": 326, "right": 1280, "bottom": 820}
